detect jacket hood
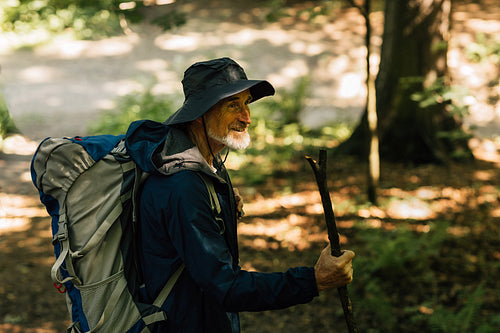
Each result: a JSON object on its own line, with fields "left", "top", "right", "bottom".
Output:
{"left": 125, "top": 120, "right": 217, "bottom": 177}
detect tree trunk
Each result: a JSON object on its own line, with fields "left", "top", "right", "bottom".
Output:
{"left": 338, "top": 0, "right": 473, "bottom": 164}
{"left": 365, "top": 0, "right": 379, "bottom": 204}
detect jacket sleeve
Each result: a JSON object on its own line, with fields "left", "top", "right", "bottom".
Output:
{"left": 150, "top": 171, "right": 319, "bottom": 312}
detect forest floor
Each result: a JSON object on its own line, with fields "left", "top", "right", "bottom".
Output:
{"left": 0, "top": 0, "right": 499, "bottom": 332}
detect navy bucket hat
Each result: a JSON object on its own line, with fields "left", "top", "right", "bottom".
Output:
{"left": 164, "top": 57, "right": 275, "bottom": 126}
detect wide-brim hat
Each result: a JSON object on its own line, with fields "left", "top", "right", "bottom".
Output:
{"left": 164, "top": 57, "right": 275, "bottom": 126}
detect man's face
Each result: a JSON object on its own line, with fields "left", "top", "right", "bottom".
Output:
{"left": 205, "top": 89, "right": 252, "bottom": 150}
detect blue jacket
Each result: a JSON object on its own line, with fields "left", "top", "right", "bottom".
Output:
{"left": 125, "top": 120, "right": 318, "bottom": 332}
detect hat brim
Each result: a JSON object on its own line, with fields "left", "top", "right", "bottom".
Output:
{"left": 164, "top": 79, "right": 274, "bottom": 126}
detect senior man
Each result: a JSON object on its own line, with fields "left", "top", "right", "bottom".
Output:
{"left": 125, "top": 57, "right": 355, "bottom": 332}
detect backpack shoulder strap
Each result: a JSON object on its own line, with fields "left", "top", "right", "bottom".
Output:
{"left": 152, "top": 263, "right": 185, "bottom": 308}
{"left": 198, "top": 173, "right": 224, "bottom": 234}
{"left": 198, "top": 173, "right": 221, "bottom": 216}
{"left": 149, "top": 172, "right": 223, "bottom": 311}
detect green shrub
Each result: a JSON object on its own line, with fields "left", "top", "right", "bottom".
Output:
{"left": 350, "top": 221, "right": 499, "bottom": 332}
{"left": 429, "top": 285, "right": 492, "bottom": 333}
{"left": 88, "top": 88, "right": 175, "bottom": 135}
{"left": 0, "top": 94, "right": 18, "bottom": 139}
{"left": 465, "top": 33, "right": 500, "bottom": 64}
{"left": 89, "top": 78, "right": 354, "bottom": 185}
{"left": 229, "top": 76, "right": 354, "bottom": 184}
{"left": 151, "top": 10, "right": 187, "bottom": 31}
{"left": 1, "top": 0, "right": 122, "bottom": 41}
{"left": 351, "top": 223, "right": 448, "bottom": 331}
{"left": 0, "top": 0, "right": 186, "bottom": 46}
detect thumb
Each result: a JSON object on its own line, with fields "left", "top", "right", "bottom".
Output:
{"left": 339, "top": 250, "right": 355, "bottom": 262}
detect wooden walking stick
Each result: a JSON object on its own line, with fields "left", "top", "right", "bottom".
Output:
{"left": 306, "top": 149, "right": 358, "bottom": 333}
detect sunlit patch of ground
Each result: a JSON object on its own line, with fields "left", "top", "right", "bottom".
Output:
{"left": 239, "top": 136, "right": 499, "bottom": 257}
{"left": 239, "top": 213, "right": 329, "bottom": 252}
{"left": 0, "top": 135, "right": 37, "bottom": 156}
{"left": 0, "top": 135, "right": 45, "bottom": 236}
{"left": 0, "top": 323, "right": 59, "bottom": 333}
{"left": 244, "top": 190, "right": 321, "bottom": 216}
{"left": 0, "top": 194, "right": 47, "bottom": 235}
{"left": 470, "top": 137, "right": 500, "bottom": 166}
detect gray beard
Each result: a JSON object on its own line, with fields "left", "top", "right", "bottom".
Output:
{"left": 208, "top": 128, "right": 251, "bottom": 150}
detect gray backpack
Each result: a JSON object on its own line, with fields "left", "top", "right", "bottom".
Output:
{"left": 31, "top": 134, "right": 220, "bottom": 333}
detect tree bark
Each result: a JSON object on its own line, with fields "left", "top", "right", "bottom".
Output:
{"left": 338, "top": 0, "right": 473, "bottom": 164}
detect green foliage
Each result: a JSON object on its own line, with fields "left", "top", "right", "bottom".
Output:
{"left": 265, "top": 0, "right": 290, "bottom": 22}
{"left": 87, "top": 77, "right": 340, "bottom": 184}
{"left": 254, "top": 76, "right": 309, "bottom": 126}
{"left": 411, "top": 77, "right": 470, "bottom": 118}
{"left": 0, "top": 0, "right": 186, "bottom": 46}
{"left": 1, "top": 0, "right": 121, "bottom": 41}
{"left": 429, "top": 285, "right": 490, "bottom": 333}
{"left": 88, "top": 87, "right": 175, "bottom": 135}
{"left": 89, "top": 77, "right": 351, "bottom": 185}
{"left": 351, "top": 223, "right": 445, "bottom": 331}
{"left": 409, "top": 76, "right": 474, "bottom": 160}
{"left": 349, "top": 221, "right": 499, "bottom": 332}
{"left": 88, "top": 75, "right": 350, "bottom": 186}
{"left": 465, "top": 33, "right": 500, "bottom": 64}
{"left": 361, "top": 223, "right": 446, "bottom": 275}
{"left": 151, "top": 10, "right": 187, "bottom": 31}
{"left": 0, "top": 94, "right": 18, "bottom": 139}
{"left": 230, "top": 77, "right": 354, "bottom": 185}
{"left": 264, "top": 0, "right": 338, "bottom": 23}
{"left": 356, "top": 280, "right": 397, "bottom": 331}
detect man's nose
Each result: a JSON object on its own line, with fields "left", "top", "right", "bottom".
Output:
{"left": 239, "top": 106, "right": 251, "bottom": 125}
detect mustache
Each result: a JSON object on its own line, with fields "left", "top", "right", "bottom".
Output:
{"left": 232, "top": 121, "right": 248, "bottom": 131}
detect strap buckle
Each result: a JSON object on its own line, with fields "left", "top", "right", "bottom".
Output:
{"left": 52, "top": 220, "right": 68, "bottom": 245}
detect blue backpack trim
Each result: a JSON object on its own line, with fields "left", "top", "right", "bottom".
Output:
{"left": 68, "top": 135, "right": 125, "bottom": 161}
{"left": 31, "top": 134, "right": 126, "bottom": 333}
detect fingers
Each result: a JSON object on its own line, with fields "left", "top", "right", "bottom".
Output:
{"left": 323, "top": 244, "right": 355, "bottom": 262}
{"left": 315, "top": 244, "right": 355, "bottom": 291}
{"left": 337, "top": 250, "right": 355, "bottom": 284}
{"left": 335, "top": 251, "right": 354, "bottom": 283}
{"left": 342, "top": 256, "right": 354, "bottom": 284}
{"left": 233, "top": 187, "right": 244, "bottom": 217}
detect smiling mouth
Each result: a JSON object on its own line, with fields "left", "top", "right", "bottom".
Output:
{"left": 231, "top": 123, "right": 248, "bottom": 132}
